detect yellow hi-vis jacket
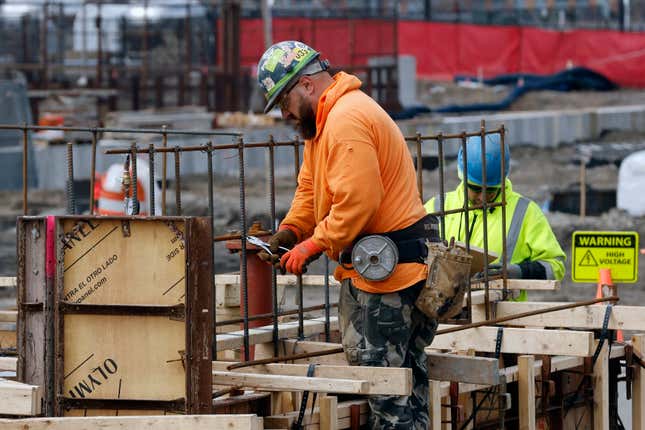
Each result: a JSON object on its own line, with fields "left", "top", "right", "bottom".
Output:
{"left": 424, "top": 179, "right": 565, "bottom": 300}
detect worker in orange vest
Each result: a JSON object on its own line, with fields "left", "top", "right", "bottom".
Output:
{"left": 96, "top": 155, "right": 160, "bottom": 216}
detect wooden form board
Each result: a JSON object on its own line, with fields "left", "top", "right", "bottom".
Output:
{"left": 264, "top": 399, "right": 368, "bottom": 429}
{"left": 0, "top": 415, "right": 263, "bottom": 430}
{"left": 213, "top": 361, "right": 411, "bottom": 395}
{"left": 0, "top": 378, "right": 42, "bottom": 416}
{"left": 432, "top": 325, "right": 595, "bottom": 356}
{"left": 470, "top": 279, "right": 560, "bottom": 291}
{"left": 17, "top": 216, "right": 213, "bottom": 417}
{"left": 216, "top": 316, "right": 339, "bottom": 351}
{"left": 494, "top": 301, "right": 645, "bottom": 330}
{"left": 427, "top": 352, "right": 500, "bottom": 385}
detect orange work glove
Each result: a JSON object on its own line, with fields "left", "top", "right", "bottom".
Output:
{"left": 257, "top": 227, "right": 298, "bottom": 271}
{"left": 280, "top": 239, "right": 324, "bottom": 275}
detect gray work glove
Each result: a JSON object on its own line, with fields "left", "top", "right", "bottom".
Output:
{"left": 474, "top": 263, "right": 523, "bottom": 280}
{"left": 257, "top": 228, "right": 298, "bottom": 272}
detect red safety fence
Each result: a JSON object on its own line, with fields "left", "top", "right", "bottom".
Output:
{"left": 239, "top": 19, "right": 645, "bottom": 87}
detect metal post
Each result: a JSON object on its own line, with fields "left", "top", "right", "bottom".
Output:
{"left": 237, "top": 136, "right": 250, "bottom": 361}
{"left": 206, "top": 141, "right": 216, "bottom": 359}
{"left": 148, "top": 144, "right": 155, "bottom": 215}
{"left": 89, "top": 129, "right": 98, "bottom": 214}
{"left": 66, "top": 142, "right": 75, "bottom": 215}
{"left": 174, "top": 146, "right": 181, "bottom": 215}
{"left": 22, "top": 126, "right": 29, "bottom": 215}
{"left": 161, "top": 126, "right": 168, "bottom": 215}
{"left": 131, "top": 143, "right": 140, "bottom": 215}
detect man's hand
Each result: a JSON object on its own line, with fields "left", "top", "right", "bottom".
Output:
{"left": 257, "top": 228, "right": 298, "bottom": 271}
{"left": 280, "top": 239, "right": 324, "bottom": 275}
{"left": 474, "top": 263, "right": 523, "bottom": 280}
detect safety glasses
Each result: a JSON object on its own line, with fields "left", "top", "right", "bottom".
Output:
{"left": 466, "top": 183, "right": 500, "bottom": 195}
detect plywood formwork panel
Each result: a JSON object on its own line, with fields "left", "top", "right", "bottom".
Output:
{"left": 60, "top": 219, "right": 186, "bottom": 306}
{"left": 62, "top": 315, "right": 185, "bottom": 401}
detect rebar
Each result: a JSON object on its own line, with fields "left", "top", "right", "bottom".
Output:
{"left": 415, "top": 132, "right": 423, "bottom": 199}
{"left": 480, "top": 120, "right": 491, "bottom": 319}
{"left": 293, "top": 136, "right": 304, "bottom": 340}
{"left": 206, "top": 141, "right": 216, "bottom": 359}
{"left": 226, "top": 347, "right": 345, "bottom": 370}
{"left": 237, "top": 136, "right": 250, "bottom": 361}
{"left": 174, "top": 146, "right": 181, "bottom": 215}
{"left": 268, "top": 135, "right": 279, "bottom": 357}
{"left": 215, "top": 303, "right": 338, "bottom": 327}
{"left": 499, "top": 125, "right": 508, "bottom": 299}
{"left": 131, "top": 143, "right": 140, "bottom": 215}
{"left": 162, "top": 125, "right": 168, "bottom": 215}
{"left": 148, "top": 143, "right": 155, "bottom": 215}
{"left": 22, "top": 125, "right": 28, "bottom": 215}
{"left": 66, "top": 142, "right": 76, "bottom": 215}
{"left": 89, "top": 129, "right": 98, "bottom": 214}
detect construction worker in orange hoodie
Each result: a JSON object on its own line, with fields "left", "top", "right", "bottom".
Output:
{"left": 256, "top": 41, "right": 440, "bottom": 429}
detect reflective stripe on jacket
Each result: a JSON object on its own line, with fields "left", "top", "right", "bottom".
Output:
{"left": 424, "top": 179, "right": 565, "bottom": 285}
{"left": 281, "top": 72, "right": 428, "bottom": 294}
{"left": 97, "top": 163, "right": 160, "bottom": 216}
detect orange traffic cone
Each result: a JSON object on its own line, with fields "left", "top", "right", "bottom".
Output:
{"left": 597, "top": 269, "right": 624, "bottom": 342}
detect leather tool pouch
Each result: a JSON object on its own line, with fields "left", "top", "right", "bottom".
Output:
{"left": 415, "top": 240, "right": 473, "bottom": 320}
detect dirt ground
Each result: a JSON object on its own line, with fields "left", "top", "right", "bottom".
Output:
{"left": 2, "top": 85, "right": 645, "bottom": 308}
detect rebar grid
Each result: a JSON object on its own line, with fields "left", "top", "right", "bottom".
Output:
{"left": 10, "top": 121, "right": 508, "bottom": 359}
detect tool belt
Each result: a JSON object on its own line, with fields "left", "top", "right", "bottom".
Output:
{"left": 339, "top": 214, "right": 440, "bottom": 281}
{"left": 415, "top": 239, "right": 473, "bottom": 320}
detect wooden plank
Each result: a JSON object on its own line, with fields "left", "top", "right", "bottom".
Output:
{"left": 593, "top": 341, "right": 609, "bottom": 430}
{"left": 0, "top": 276, "right": 16, "bottom": 288}
{"left": 494, "top": 302, "right": 645, "bottom": 331}
{"left": 216, "top": 316, "right": 339, "bottom": 351}
{"left": 518, "top": 355, "right": 536, "bottom": 430}
{"left": 264, "top": 399, "right": 367, "bottom": 428}
{"left": 0, "top": 329, "right": 17, "bottom": 349}
{"left": 468, "top": 290, "right": 503, "bottom": 306}
{"left": 429, "top": 380, "right": 442, "bottom": 430}
{"left": 432, "top": 325, "right": 595, "bottom": 356}
{"left": 0, "top": 415, "right": 262, "bottom": 429}
{"left": 213, "top": 361, "right": 411, "bottom": 396}
{"left": 0, "top": 310, "right": 17, "bottom": 322}
{"left": 0, "top": 378, "right": 42, "bottom": 415}
{"left": 427, "top": 352, "right": 499, "bottom": 385}
{"left": 212, "top": 370, "right": 369, "bottom": 394}
{"left": 0, "top": 356, "right": 17, "bottom": 371}
{"left": 320, "top": 396, "right": 337, "bottom": 430}
{"left": 470, "top": 279, "right": 560, "bottom": 291}
{"left": 633, "top": 335, "right": 645, "bottom": 430}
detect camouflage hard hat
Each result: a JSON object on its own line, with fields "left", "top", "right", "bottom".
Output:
{"left": 257, "top": 40, "right": 324, "bottom": 113}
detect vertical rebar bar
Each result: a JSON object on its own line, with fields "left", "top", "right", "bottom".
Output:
{"left": 206, "top": 141, "right": 217, "bottom": 359}
{"left": 238, "top": 136, "right": 250, "bottom": 361}
{"left": 89, "top": 128, "right": 98, "bottom": 214}
{"left": 461, "top": 133, "right": 472, "bottom": 320}
{"left": 148, "top": 143, "right": 155, "bottom": 215}
{"left": 22, "top": 125, "right": 28, "bottom": 215}
{"left": 162, "top": 126, "right": 168, "bottom": 215}
{"left": 499, "top": 125, "right": 508, "bottom": 299}
{"left": 174, "top": 146, "right": 181, "bottom": 215}
{"left": 66, "top": 142, "right": 75, "bottom": 215}
{"left": 293, "top": 137, "right": 304, "bottom": 339}
{"left": 437, "top": 133, "right": 446, "bottom": 240}
{"left": 415, "top": 132, "right": 423, "bottom": 200}
{"left": 268, "top": 135, "right": 279, "bottom": 357}
{"left": 479, "top": 120, "right": 490, "bottom": 320}
{"left": 131, "top": 143, "right": 140, "bottom": 215}
{"left": 324, "top": 256, "right": 330, "bottom": 342}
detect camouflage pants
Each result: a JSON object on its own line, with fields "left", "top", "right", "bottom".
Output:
{"left": 339, "top": 278, "right": 438, "bottom": 430}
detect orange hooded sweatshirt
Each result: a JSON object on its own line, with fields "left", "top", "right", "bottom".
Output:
{"left": 281, "top": 72, "right": 428, "bottom": 294}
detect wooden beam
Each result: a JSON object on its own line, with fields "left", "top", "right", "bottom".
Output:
{"left": 0, "top": 356, "right": 17, "bottom": 372}
{"left": 634, "top": 335, "right": 645, "bottom": 430}
{"left": 432, "top": 325, "right": 595, "bottom": 356}
{"left": 493, "top": 302, "right": 645, "bottom": 331}
{"left": 427, "top": 352, "right": 500, "bottom": 385}
{"left": 320, "top": 395, "right": 338, "bottom": 430}
{"left": 0, "top": 310, "right": 17, "bottom": 323}
{"left": 0, "top": 276, "right": 16, "bottom": 288}
{"left": 213, "top": 361, "right": 411, "bottom": 396}
{"left": 593, "top": 341, "right": 609, "bottom": 430}
{"left": 470, "top": 279, "right": 560, "bottom": 291}
{"left": 0, "top": 415, "right": 263, "bottom": 429}
{"left": 518, "top": 355, "right": 536, "bottom": 430}
{"left": 216, "top": 316, "right": 339, "bottom": 350}
{"left": 263, "top": 399, "right": 367, "bottom": 428}
{"left": 429, "top": 380, "right": 442, "bottom": 430}
{"left": 212, "top": 370, "right": 369, "bottom": 394}
{"left": 468, "top": 290, "right": 503, "bottom": 306}
{"left": 0, "top": 378, "right": 42, "bottom": 416}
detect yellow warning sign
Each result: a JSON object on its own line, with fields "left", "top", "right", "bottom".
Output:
{"left": 571, "top": 231, "right": 639, "bottom": 283}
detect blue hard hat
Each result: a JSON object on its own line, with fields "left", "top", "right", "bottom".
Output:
{"left": 457, "top": 134, "right": 510, "bottom": 187}
{"left": 257, "top": 40, "right": 327, "bottom": 114}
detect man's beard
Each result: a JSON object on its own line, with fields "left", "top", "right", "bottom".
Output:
{"left": 296, "top": 103, "right": 317, "bottom": 139}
